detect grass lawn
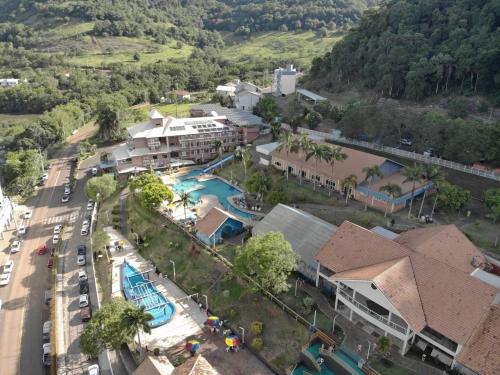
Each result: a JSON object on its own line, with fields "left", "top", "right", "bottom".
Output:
{"left": 127, "top": 195, "right": 310, "bottom": 371}
{"left": 462, "top": 220, "right": 500, "bottom": 256}
{"left": 67, "top": 38, "right": 194, "bottom": 67}
{"left": 0, "top": 113, "right": 40, "bottom": 123}
{"left": 221, "top": 31, "right": 343, "bottom": 68}
{"left": 370, "top": 359, "right": 419, "bottom": 375}
{"left": 132, "top": 102, "right": 198, "bottom": 120}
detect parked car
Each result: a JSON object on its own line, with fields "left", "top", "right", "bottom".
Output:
{"left": 24, "top": 210, "right": 32, "bottom": 219}
{"left": 81, "top": 306, "right": 92, "bottom": 322}
{"left": 52, "top": 234, "right": 60, "bottom": 244}
{"left": 91, "top": 167, "right": 98, "bottom": 176}
{"left": 88, "top": 364, "right": 100, "bottom": 375}
{"left": 82, "top": 219, "right": 90, "bottom": 227}
{"left": 42, "top": 343, "right": 51, "bottom": 366}
{"left": 38, "top": 244, "right": 48, "bottom": 255}
{"left": 79, "top": 280, "right": 89, "bottom": 294}
{"left": 78, "top": 270, "right": 88, "bottom": 281}
{"left": 47, "top": 256, "right": 54, "bottom": 268}
{"left": 79, "top": 294, "right": 89, "bottom": 308}
{"left": 80, "top": 227, "right": 89, "bottom": 236}
{"left": 3, "top": 260, "right": 14, "bottom": 273}
{"left": 53, "top": 224, "right": 63, "bottom": 235}
{"left": 64, "top": 186, "right": 71, "bottom": 195}
{"left": 42, "top": 320, "right": 52, "bottom": 340}
{"left": 11, "top": 240, "right": 22, "bottom": 253}
{"left": 44, "top": 290, "right": 52, "bottom": 305}
{"left": 61, "top": 195, "right": 70, "bottom": 203}
{"left": 77, "top": 245, "right": 87, "bottom": 256}
{"left": 0, "top": 273, "right": 11, "bottom": 286}
{"left": 86, "top": 200, "right": 94, "bottom": 210}
{"left": 42, "top": 173, "right": 49, "bottom": 181}
{"left": 77, "top": 255, "right": 86, "bottom": 266}
{"left": 400, "top": 138, "right": 412, "bottom": 146}
{"left": 17, "top": 225, "right": 26, "bottom": 235}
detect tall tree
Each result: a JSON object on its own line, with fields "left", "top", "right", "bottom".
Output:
{"left": 484, "top": 188, "right": 500, "bottom": 247}
{"left": 305, "top": 142, "right": 329, "bottom": 190}
{"left": 417, "top": 165, "right": 444, "bottom": 218}
{"left": 121, "top": 305, "right": 154, "bottom": 362}
{"left": 277, "top": 131, "right": 299, "bottom": 180}
{"left": 95, "top": 93, "right": 128, "bottom": 141}
{"left": 178, "top": 191, "right": 193, "bottom": 219}
{"left": 85, "top": 174, "right": 117, "bottom": 202}
{"left": 362, "top": 165, "right": 383, "bottom": 210}
{"left": 379, "top": 182, "right": 402, "bottom": 217}
{"left": 235, "top": 231, "right": 298, "bottom": 294}
{"left": 130, "top": 172, "right": 162, "bottom": 192}
{"left": 253, "top": 96, "right": 279, "bottom": 122}
{"left": 245, "top": 172, "right": 270, "bottom": 201}
{"left": 327, "top": 145, "right": 347, "bottom": 195}
{"left": 212, "top": 139, "right": 224, "bottom": 159}
{"left": 341, "top": 174, "right": 358, "bottom": 205}
{"left": 402, "top": 163, "right": 424, "bottom": 218}
{"left": 235, "top": 147, "right": 252, "bottom": 178}
{"left": 139, "top": 182, "right": 173, "bottom": 209}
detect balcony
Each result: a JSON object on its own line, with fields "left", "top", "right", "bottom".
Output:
{"left": 338, "top": 289, "right": 408, "bottom": 334}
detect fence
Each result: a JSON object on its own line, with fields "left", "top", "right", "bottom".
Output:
{"left": 289, "top": 126, "right": 500, "bottom": 182}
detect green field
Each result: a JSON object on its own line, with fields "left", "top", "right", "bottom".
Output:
{"left": 66, "top": 38, "right": 194, "bottom": 67}
{"left": 221, "top": 31, "right": 343, "bottom": 67}
{"left": 132, "top": 102, "right": 200, "bottom": 121}
{"left": 0, "top": 113, "right": 40, "bottom": 123}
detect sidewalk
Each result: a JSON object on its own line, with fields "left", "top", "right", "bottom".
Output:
{"left": 0, "top": 203, "right": 27, "bottom": 266}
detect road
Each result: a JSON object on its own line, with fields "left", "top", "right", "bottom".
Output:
{"left": 0, "top": 125, "right": 125, "bottom": 375}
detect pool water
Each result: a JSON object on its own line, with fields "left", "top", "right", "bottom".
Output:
{"left": 122, "top": 261, "right": 175, "bottom": 328}
{"left": 171, "top": 170, "right": 254, "bottom": 219}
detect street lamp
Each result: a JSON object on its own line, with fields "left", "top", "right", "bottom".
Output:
{"left": 239, "top": 327, "right": 245, "bottom": 344}
{"left": 366, "top": 340, "right": 373, "bottom": 360}
{"left": 202, "top": 294, "right": 208, "bottom": 311}
{"left": 332, "top": 314, "right": 339, "bottom": 335}
{"left": 294, "top": 278, "right": 301, "bottom": 297}
{"left": 169, "top": 260, "right": 176, "bottom": 281}
{"left": 132, "top": 232, "right": 139, "bottom": 246}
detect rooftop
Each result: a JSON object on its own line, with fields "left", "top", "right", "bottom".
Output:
{"left": 190, "top": 104, "right": 264, "bottom": 127}
{"left": 195, "top": 207, "right": 242, "bottom": 238}
{"left": 296, "top": 88, "right": 327, "bottom": 102}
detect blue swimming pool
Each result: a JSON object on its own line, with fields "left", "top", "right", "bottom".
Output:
{"left": 171, "top": 170, "right": 255, "bottom": 219}
{"left": 121, "top": 261, "right": 175, "bottom": 328}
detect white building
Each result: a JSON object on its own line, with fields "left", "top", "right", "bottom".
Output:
{"left": 314, "top": 221, "right": 499, "bottom": 372}
{"left": 0, "top": 78, "right": 20, "bottom": 87}
{"left": 0, "top": 185, "right": 14, "bottom": 240}
{"left": 272, "top": 64, "right": 298, "bottom": 96}
{"left": 234, "top": 89, "right": 261, "bottom": 112}
{"left": 216, "top": 85, "right": 236, "bottom": 97}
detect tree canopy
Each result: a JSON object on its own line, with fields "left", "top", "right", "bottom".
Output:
{"left": 235, "top": 231, "right": 298, "bottom": 294}
{"left": 85, "top": 174, "right": 117, "bottom": 201}
{"left": 139, "top": 181, "right": 173, "bottom": 209}
{"left": 130, "top": 172, "right": 162, "bottom": 192}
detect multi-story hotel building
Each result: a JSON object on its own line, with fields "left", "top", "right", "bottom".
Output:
{"left": 111, "top": 110, "right": 239, "bottom": 174}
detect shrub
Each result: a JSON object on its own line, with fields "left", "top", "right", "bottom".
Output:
{"left": 153, "top": 348, "right": 160, "bottom": 356}
{"left": 250, "top": 338, "right": 264, "bottom": 351}
{"left": 266, "top": 190, "right": 290, "bottom": 204}
{"left": 250, "top": 321, "right": 263, "bottom": 335}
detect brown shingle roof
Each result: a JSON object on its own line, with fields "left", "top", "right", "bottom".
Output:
{"left": 331, "top": 257, "right": 426, "bottom": 331}
{"left": 368, "top": 172, "right": 428, "bottom": 195}
{"left": 272, "top": 145, "right": 386, "bottom": 181}
{"left": 172, "top": 355, "right": 220, "bottom": 375}
{"left": 456, "top": 304, "right": 500, "bottom": 375}
{"left": 395, "top": 225, "right": 486, "bottom": 273}
{"left": 133, "top": 355, "right": 174, "bottom": 375}
{"left": 316, "top": 221, "right": 498, "bottom": 344}
{"left": 195, "top": 207, "right": 241, "bottom": 238}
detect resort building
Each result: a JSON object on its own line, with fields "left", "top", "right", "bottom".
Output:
{"left": 252, "top": 204, "right": 337, "bottom": 281}
{"left": 272, "top": 64, "right": 298, "bottom": 96}
{"left": 195, "top": 207, "right": 244, "bottom": 247}
{"left": 271, "top": 144, "right": 431, "bottom": 213}
{"left": 314, "top": 221, "right": 500, "bottom": 371}
{"left": 190, "top": 104, "right": 264, "bottom": 144}
{"left": 234, "top": 88, "right": 261, "bottom": 112}
{"left": 111, "top": 110, "right": 239, "bottom": 174}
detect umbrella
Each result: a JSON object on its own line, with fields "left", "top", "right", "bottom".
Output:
{"left": 185, "top": 340, "right": 200, "bottom": 354}
{"left": 206, "top": 316, "right": 220, "bottom": 327}
{"left": 225, "top": 335, "right": 241, "bottom": 347}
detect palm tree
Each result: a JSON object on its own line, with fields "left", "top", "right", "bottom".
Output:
{"left": 402, "top": 163, "right": 424, "bottom": 219}
{"left": 298, "top": 132, "right": 313, "bottom": 184}
{"left": 417, "top": 165, "right": 444, "bottom": 218}
{"left": 341, "top": 174, "right": 358, "bottom": 205}
{"left": 270, "top": 121, "right": 282, "bottom": 141}
{"left": 430, "top": 179, "right": 445, "bottom": 219}
{"left": 212, "top": 139, "right": 224, "bottom": 160}
{"left": 178, "top": 191, "right": 193, "bottom": 219}
{"left": 235, "top": 147, "right": 251, "bottom": 178}
{"left": 277, "top": 131, "right": 299, "bottom": 180}
{"left": 245, "top": 172, "right": 270, "bottom": 201}
{"left": 305, "top": 143, "right": 329, "bottom": 190}
{"left": 362, "top": 165, "right": 383, "bottom": 210}
{"left": 327, "top": 145, "right": 347, "bottom": 195}
{"left": 379, "top": 183, "right": 402, "bottom": 217}
{"left": 121, "top": 305, "right": 154, "bottom": 362}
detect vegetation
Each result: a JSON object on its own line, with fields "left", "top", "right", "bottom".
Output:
{"left": 235, "top": 231, "right": 298, "bottom": 294}
{"left": 138, "top": 181, "right": 173, "bottom": 209}
{"left": 253, "top": 96, "right": 280, "bottom": 122}
{"left": 437, "top": 183, "right": 471, "bottom": 212}
{"left": 85, "top": 174, "right": 117, "bottom": 201}
{"left": 3, "top": 148, "right": 44, "bottom": 196}
{"left": 484, "top": 188, "right": 500, "bottom": 246}
{"left": 95, "top": 93, "right": 129, "bottom": 141}
{"left": 130, "top": 172, "right": 162, "bottom": 192}
{"left": 121, "top": 305, "right": 153, "bottom": 361}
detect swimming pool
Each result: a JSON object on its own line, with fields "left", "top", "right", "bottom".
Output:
{"left": 171, "top": 170, "right": 255, "bottom": 219}
{"left": 121, "top": 261, "right": 175, "bottom": 328}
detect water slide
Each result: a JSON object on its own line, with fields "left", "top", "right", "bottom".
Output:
{"left": 202, "top": 153, "right": 235, "bottom": 173}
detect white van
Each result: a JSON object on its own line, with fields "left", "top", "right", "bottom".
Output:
{"left": 43, "top": 320, "right": 52, "bottom": 340}
{"left": 42, "top": 342, "right": 51, "bottom": 366}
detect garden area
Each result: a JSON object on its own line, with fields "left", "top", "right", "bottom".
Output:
{"left": 126, "top": 195, "right": 312, "bottom": 372}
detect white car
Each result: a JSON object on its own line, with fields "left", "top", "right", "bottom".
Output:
{"left": 80, "top": 227, "right": 89, "bottom": 236}
{"left": 3, "top": 260, "right": 14, "bottom": 274}
{"left": 91, "top": 167, "right": 98, "bottom": 176}
{"left": 86, "top": 201, "right": 94, "bottom": 210}
{"left": 42, "top": 173, "right": 49, "bottom": 181}
{"left": 53, "top": 224, "right": 63, "bottom": 235}
{"left": 82, "top": 219, "right": 90, "bottom": 227}
{"left": 0, "top": 273, "right": 11, "bottom": 286}
{"left": 61, "top": 195, "right": 70, "bottom": 203}
{"left": 79, "top": 294, "right": 89, "bottom": 308}
{"left": 88, "top": 364, "right": 100, "bottom": 375}
{"left": 78, "top": 270, "right": 88, "bottom": 281}
{"left": 77, "top": 255, "right": 86, "bottom": 266}
{"left": 64, "top": 186, "right": 71, "bottom": 195}
{"left": 17, "top": 225, "right": 26, "bottom": 235}
{"left": 52, "top": 234, "right": 60, "bottom": 244}
{"left": 11, "top": 240, "right": 21, "bottom": 253}
{"left": 24, "top": 210, "right": 32, "bottom": 219}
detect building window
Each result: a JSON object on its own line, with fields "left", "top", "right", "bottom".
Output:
{"left": 326, "top": 179, "right": 336, "bottom": 188}
{"left": 152, "top": 155, "right": 158, "bottom": 160}
{"left": 275, "top": 161, "right": 282, "bottom": 167}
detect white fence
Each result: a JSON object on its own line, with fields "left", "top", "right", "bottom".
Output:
{"left": 287, "top": 126, "right": 500, "bottom": 182}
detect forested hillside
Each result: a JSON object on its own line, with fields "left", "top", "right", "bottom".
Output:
{"left": 311, "top": 0, "right": 500, "bottom": 101}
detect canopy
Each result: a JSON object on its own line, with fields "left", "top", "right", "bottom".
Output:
{"left": 225, "top": 335, "right": 241, "bottom": 347}
{"left": 206, "top": 316, "right": 220, "bottom": 327}
{"left": 185, "top": 340, "right": 200, "bottom": 353}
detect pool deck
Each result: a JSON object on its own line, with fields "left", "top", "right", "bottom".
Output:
{"left": 107, "top": 227, "right": 207, "bottom": 350}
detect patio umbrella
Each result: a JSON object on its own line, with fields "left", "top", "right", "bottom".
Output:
{"left": 185, "top": 340, "right": 200, "bottom": 354}
{"left": 225, "top": 335, "right": 241, "bottom": 347}
{"left": 206, "top": 316, "right": 220, "bottom": 327}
